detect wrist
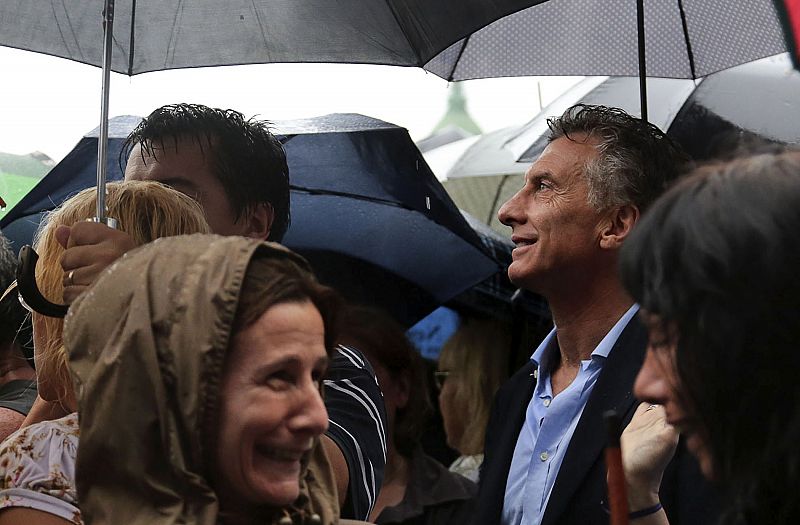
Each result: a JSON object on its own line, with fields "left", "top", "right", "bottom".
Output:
{"left": 626, "top": 487, "right": 660, "bottom": 513}
{"left": 629, "top": 502, "right": 663, "bottom": 521}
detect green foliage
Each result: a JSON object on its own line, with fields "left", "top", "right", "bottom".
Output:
{"left": 0, "top": 173, "right": 40, "bottom": 221}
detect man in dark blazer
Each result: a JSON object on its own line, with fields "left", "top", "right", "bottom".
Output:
{"left": 474, "top": 104, "right": 715, "bottom": 525}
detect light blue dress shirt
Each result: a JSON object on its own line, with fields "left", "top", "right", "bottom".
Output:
{"left": 501, "top": 304, "right": 639, "bottom": 525}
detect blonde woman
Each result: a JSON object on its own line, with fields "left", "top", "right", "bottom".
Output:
{"left": 437, "top": 318, "right": 510, "bottom": 483}
{"left": 0, "top": 181, "right": 211, "bottom": 525}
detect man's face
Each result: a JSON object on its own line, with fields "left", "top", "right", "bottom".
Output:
{"left": 497, "top": 135, "right": 608, "bottom": 293}
{"left": 124, "top": 137, "right": 254, "bottom": 237}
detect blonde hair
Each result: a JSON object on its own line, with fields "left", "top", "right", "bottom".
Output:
{"left": 439, "top": 318, "right": 510, "bottom": 455}
{"left": 33, "top": 180, "right": 211, "bottom": 406}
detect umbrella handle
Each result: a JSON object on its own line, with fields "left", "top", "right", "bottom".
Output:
{"left": 15, "top": 217, "right": 119, "bottom": 318}
{"left": 16, "top": 245, "right": 69, "bottom": 318}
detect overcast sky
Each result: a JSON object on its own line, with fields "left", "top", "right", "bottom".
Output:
{"left": 0, "top": 46, "right": 581, "bottom": 162}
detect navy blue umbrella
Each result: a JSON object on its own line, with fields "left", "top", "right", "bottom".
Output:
{"left": 1, "top": 113, "right": 501, "bottom": 326}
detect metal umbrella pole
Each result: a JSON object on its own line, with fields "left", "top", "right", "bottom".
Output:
{"left": 95, "top": 0, "right": 118, "bottom": 228}
{"left": 9, "top": 0, "right": 119, "bottom": 319}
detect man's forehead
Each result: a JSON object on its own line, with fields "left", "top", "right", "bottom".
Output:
{"left": 528, "top": 136, "right": 598, "bottom": 178}
{"left": 129, "top": 134, "right": 213, "bottom": 161}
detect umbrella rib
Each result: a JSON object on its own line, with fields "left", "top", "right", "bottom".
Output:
{"left": 128, "top": 0, "right": 137, "bottom": 75}
{"left": 446, "top": 35, "right": 471, "bottom": 82}
{"left": 289, "top": 185, "right": 407, "bottom": 208}
{"left": 382, "top": 2, "right": 423, "bottom": 65}
{"left": 677, "top": 0, "right": 698, "bottom": 79}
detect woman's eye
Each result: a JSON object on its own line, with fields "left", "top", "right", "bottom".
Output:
{"left": 311, "top": 368, "right": 327, "bottom": 387}
{"left": 264, "top": 371, "right": 293, "bottom": 388}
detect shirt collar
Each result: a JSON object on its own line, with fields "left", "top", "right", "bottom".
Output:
{"left": 529, "top": 303, "right": 640, "bottom": 366}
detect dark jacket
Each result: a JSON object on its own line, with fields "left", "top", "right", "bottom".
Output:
{"left": 378, "top": 446, "right": 477, "bottom": 525}
{"left": 474, "top": 316, "right": 717, "bottom": 525}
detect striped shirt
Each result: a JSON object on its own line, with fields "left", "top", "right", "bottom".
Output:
{"left": 324, "top": 344, "right": 388, "bottom": 520}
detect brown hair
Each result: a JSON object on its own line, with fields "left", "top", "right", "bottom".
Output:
{"left": 438, "top": 318, "right": 510, "bottom": 455}
{"left": 337, "top": 305, "right": 431, "bottom": 458}
{"left": 233, "top": 253, "right": 341, "bottom": 355}
{"left": 33, "top": 180, "right": 210, "bottom": 407}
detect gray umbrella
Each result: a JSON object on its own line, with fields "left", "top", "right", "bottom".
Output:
{"left": 442, "top": 53, "right": 800, "bottom": 234}
{"left": 425, "top": 0, "right": 786, "bottom": 80}
{"left": 425, "top": 0, "right": 787, "bottom": 123}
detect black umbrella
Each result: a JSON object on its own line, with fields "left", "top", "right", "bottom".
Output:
{"left": 424, "top": 0, "right": 787, "bottom": 122}
{"left": 1, "top": 113, "right": 503, "bottom": 326}
{"left": 2, "top": 1, "right": 538, "bottom": 76}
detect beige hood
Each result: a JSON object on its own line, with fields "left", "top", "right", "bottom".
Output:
{"left": 63, "top": 233, "right": 338, "bottom": 525}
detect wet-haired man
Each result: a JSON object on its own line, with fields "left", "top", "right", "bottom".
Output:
{"left": 476, "top": 105, "right": 716, "bottom": 525}
{"left": 39, "top": 103, "right": 387, "bottom": 520}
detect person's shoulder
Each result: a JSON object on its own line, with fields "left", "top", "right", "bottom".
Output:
{"left": 328, "top": 345, "right": 375, "bottom": 376}
{"left": 0, "top": 413, "right": 80, "bottom": 520}
{"left": 0, "top": 413, "right": 79, "bottom": 485}
{"left": 416, "top": 450, "right": 477, "bottom": 499}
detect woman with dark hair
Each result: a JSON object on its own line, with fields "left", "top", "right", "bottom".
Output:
{"left": 619, "top": 150, "right": 800, "bottom": 525}
{"left": 338, "top": 305, "right": 476, "bottom": 525}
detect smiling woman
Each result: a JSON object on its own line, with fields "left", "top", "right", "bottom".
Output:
{"left": 619, "top": 150, "right": 800, "bottom": 525}
{"left": 60, "top": 235, "right": 343, "bottom": 525}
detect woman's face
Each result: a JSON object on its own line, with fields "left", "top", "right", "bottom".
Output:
{"left": 633, "top": 312, "right": 713, "bottom": 478}
{"left": 437, "top": 361, "right": 466, "bottom": 453}
{"left": 214, "top": 300, "right": 330, "bottom": 509}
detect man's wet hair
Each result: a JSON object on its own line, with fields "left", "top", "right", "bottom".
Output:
{"left": 547, "top": 104, "right": 691, "bottom": 213}
{"left": 121, "top": 103, "right": 290, "bottom": 241}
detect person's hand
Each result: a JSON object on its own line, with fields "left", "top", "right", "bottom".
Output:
{"left": 57, "top": 221, "right": 136, "bottom": 304}
{"left": 621, "top": 402, "right": 678, "bottom": 511}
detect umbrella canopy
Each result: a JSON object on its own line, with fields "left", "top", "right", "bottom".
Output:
{"left": 438, "top": 53, "right": 800, "bottom": 234}
{"left": 0, "top": 113, "right": 503, "bottom": 326}
{"left": 1, "top": 0, "right": 538, "bottom": 76}
{"left": 425, "top": 0, "right": 787, "bottom": 81}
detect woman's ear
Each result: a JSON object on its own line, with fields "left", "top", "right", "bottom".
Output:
{"left": 600, "top": 204, "right": 640, "bottom": 250}
{"left": 242, "top": 203, "right": 275, "bottom": 240}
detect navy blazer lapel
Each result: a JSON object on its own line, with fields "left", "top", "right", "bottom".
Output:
{"left": 541, "top": 316, "right": 648, "bottom": 525}
{"left": 478, "top": 360, "right": 538, "bottom": 524}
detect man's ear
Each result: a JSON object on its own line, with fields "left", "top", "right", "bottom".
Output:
{"left": 243, "top": 203, "right": 275, "bottom": 241}
{"left": 599, "top": 204, "right": 640, "bottom": 250}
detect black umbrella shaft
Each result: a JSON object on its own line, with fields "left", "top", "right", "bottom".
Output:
{"left": 637, "top": 0, "right": 648, "bottom": 123}
{"left": 96, "top": 0, "right": 115, "bottom": 222}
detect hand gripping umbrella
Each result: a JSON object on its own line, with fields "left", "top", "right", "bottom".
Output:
{"left": 5, "top": 1, "right": 120, "bottom": 318}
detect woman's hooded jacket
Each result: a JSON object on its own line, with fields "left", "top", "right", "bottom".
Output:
{"left": 63, "top": 234, "right": 339, "bottom": 525}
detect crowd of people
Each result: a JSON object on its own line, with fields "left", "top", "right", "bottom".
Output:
{"left": 0, "top": 99, "right": 797, "bottom": 525}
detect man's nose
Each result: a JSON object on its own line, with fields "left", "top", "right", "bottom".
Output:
{"left": 498, "top": 189, "right": 524, "bottom": 227}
